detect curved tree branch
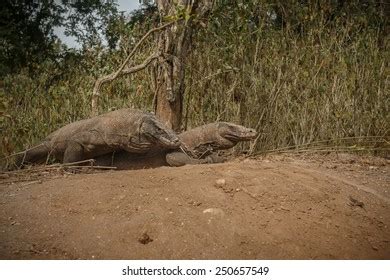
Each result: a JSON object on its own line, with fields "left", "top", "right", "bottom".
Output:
{"left": 121, "top": 52, "right": 160, "bottom": 75}
{"left": 91, "top": 20, "right": 176, "bottom": 116}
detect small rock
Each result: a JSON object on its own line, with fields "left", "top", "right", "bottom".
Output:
{"left": 138, "top": 233, "right": 153, "bottom": 245}
{"left": 215, "top": 179, "right": 226, "bottom": 187}
{"left": 348, "top": 196, "right": 364, "bottom": 208}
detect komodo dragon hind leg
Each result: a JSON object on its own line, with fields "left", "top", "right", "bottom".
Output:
{"left": 63, "top": 141, "right": 85, "bottom": 164}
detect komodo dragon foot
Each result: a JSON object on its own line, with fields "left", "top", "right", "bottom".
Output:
{"left": 165, "top": 152, "right": 225, "bottom": 167}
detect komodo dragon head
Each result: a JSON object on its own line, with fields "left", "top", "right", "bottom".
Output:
{"left": 140, "top": 117, "right": 181, "bottom": 149}
{"left": 217, "top": 122, "right": 257, "bottom": 145}
{"left": 178, "top": 122, "right": 257, "bottom": 157}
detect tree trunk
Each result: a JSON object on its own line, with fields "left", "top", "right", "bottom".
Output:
{"left": 154, "top": 0, "right": 212, "bottom": 131}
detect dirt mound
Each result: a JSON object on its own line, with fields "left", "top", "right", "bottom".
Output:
{"left": 0, "top": 155, "right": 389, "bottom": 259}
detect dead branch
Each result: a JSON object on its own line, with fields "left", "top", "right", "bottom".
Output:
{"left": 121, "top": 52, "right": 160, "bottom": 75}
{"left": 61, "top": 165, "right": 117, "bottom": 170}
{"left": 91, "top": 21, "right": 176, "bottom": 116}
{"left": 1, "top": 160, "right": 116, "bottom": 176}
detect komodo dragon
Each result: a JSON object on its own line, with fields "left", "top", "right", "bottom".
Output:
{"left": 166, "top": 122, "right": 257, "bottom": 166}
{"left": 16, "top": 109, "right": 180, "bottom": 166}
{"left": 94, "top": 122, "right": 257, "bottom": 168}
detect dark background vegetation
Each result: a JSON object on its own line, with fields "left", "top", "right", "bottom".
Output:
{"left": 1, "top": 0, "right": 389, "bottom": 159}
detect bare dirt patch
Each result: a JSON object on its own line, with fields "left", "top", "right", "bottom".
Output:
{"left": 0, "top": 154, "right": 389, "bottom": 259}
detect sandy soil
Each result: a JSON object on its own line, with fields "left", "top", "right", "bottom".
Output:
{"left": 0, "top": 154, "right": 389, "bottom": 259}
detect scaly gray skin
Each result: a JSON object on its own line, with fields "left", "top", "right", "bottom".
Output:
{"left": 166, "top": 122, "right": 257, "bottom": 166}
{"left": 16, "top": 109, "right": 180, "bottom": 166}
{"left": 95, "top": 122, "right": 257, "bottom": 168}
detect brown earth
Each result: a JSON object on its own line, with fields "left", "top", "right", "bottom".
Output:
{"left": 0, "top": 154, "right": 389, "bottom": 260}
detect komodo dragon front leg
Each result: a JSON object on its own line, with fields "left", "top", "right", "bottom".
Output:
{"left": 62, "top": 131, "right": 111, "bottom": 163}
{"left": 165, "top": 152, "right": 225, "bottom": 167}
{"left": 63, "top": 141, "right": 85, "bottom": 163}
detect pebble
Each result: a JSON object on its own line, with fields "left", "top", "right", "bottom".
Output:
{"left": 215, "top": 179, "right": 226, "bottom": 187}
{"left": 138, "top": 233, "right": 153, "bottom": 245}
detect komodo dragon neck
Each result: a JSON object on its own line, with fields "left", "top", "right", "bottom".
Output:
{"left": 178, "top": 123, "right": 228, "bottom": 158}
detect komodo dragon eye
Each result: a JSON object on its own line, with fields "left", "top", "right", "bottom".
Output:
{"left": 151, "top": 124, "right": 165, "bottom": 136}
{"left": 143, "top": 120, "right": 165, "bottom": 138}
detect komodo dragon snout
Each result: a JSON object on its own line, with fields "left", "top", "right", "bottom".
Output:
{"left": 218, "top": 122, "right": 257, "bottom": 143}
{"left": 140, "top": 117, "right": 181, "bottom": 149}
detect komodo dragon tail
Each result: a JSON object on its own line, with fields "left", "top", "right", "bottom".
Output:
{"left": 15, "top": 142, "right": 51, "bottom": 168}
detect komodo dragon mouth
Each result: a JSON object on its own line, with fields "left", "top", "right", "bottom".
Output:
{"left": 155, "top": 134, "right": 180, "bottom": 148}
